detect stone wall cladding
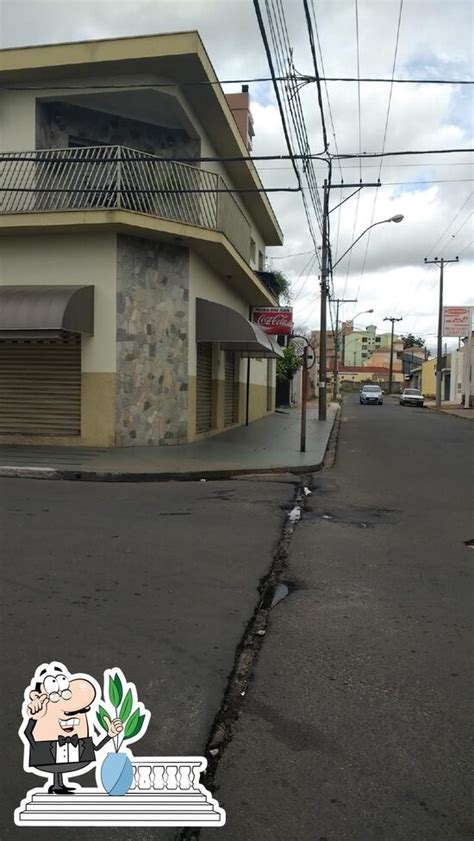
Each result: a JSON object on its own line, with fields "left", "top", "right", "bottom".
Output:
{"left": 36, "top": 101, "right": 200, "bottom": 159}
{"left": 116, "top": 235, "right": 189, "bottom": 446}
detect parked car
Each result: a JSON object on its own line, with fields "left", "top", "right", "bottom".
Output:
{"left": 360, "top": 385, "right": 383, "bottom": 405}
{"left": 400, "top": 388, "right": 424, "bottom": 407}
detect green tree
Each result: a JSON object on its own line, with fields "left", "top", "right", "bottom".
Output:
{"left": 276, "top": 345, "right": 302, "bottom": 382}
{"left": 402, "top": 333, "right": 425, "bottom": 348}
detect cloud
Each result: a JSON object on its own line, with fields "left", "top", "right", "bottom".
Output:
{"left": 1, "top": 0, "right": 472, "bottom": 333}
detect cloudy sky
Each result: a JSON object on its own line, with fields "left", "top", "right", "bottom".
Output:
{"left": 1, "top": 0, "right": 473, "bottom": 350}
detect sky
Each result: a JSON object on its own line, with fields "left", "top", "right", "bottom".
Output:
{"left": 1, "top": 0, "right": 473, "bottom": 351}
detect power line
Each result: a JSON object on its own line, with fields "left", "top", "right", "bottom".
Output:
{"left": 307, "top": 0, "right": 344, "bottom": 264}
{"left": 253, "top": 0, "right": 321, "bottom": 253}
{"left": 341, "top": 0, "right": 363, "bottom": 302}
{"left": 426, "top": 191, "right": 473, "bottom": 256}
{"left": 292, "top": 253, "right": 319, "bottom": 304}
{"left": 267, "top": 249, "right": 315, "bottom": 259}
{"left": 3, "top": 76, "right": 472, "bottom": 92}
{"left": 354, "top": 0, "right": 404, "bottom": 317}
{"left": 302, "top": 0, "right": 329, "bottom": 153}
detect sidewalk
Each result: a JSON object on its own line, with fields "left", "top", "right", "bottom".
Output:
{"left": 425, "top": 400, "right": 474, "bottom": 420}
{"left": 0, "top": 403, "right": 338, "bottom": 480}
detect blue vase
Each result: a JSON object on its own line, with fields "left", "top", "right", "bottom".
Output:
{"left": 100, "top": 752, "right": 133, "bottom": 796}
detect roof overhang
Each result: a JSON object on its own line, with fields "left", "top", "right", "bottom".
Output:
{"left": 0, "top": 285, "right": 94, "bottom": 338}
{"left": 0, "top": 32, "right": 284, "bottom": 246}
{"left": 196, "top": 298, "right": 283, "bottom": 358}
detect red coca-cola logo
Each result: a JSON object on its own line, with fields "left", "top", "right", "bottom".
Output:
{"left": 252, "top": 309, "right": 293, "bottom": 335}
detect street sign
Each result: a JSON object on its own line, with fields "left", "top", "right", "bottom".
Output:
{"left": 442, "top": 306, "right": 472, "bottom": 337}
{"left": 289, "top": 335, "right": 307, "bottom": 358}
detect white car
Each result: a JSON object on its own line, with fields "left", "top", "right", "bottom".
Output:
{"left": 360, "top": 385, "right": 383, "bottom": 405}
{"left": 400, "top": 388, "right": 424, "bottom": 407}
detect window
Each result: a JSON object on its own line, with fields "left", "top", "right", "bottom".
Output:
{"left": 362, "top": 337, "right": 367, "bottom": 343}
{"left": 250, "top": 238, "right": 256, "bottom": 264}
{"left": 258, "top": 250, "right": 265, "bottom": 270}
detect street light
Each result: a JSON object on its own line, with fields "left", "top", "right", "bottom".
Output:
{"left": 332, "top": 215, "right": 404, "bottom": 271}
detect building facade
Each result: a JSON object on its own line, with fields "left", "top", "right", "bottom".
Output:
{"left": 343, "top": 324, "right": 398, "bottom": 367}
{"left": 0, "top": 33, "right": 284, "bottom": 446}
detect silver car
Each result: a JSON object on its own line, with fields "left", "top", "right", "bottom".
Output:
{"left": 400, "top": 388, "right": 424, "bottom": 407}
{"left": 360, "top": 385, "right": 383, "bottom": 405}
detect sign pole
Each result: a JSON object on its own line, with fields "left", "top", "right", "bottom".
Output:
{"left": 300, "top": 346, "right": 308, "bottom": 453}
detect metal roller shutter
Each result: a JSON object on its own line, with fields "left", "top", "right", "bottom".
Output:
{"left": 0, "top": 336, "right": 81, "bottom": 435}
{"left": 196, "top": 342, "right": 212, "bottom": 434}
{"left": 224, "top": 352, "right": 236, "bottom": 426}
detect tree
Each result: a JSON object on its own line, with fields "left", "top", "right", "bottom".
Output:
{"left": 276, "top": 345, "right": 302, "bottom": 382}
{"left": 402, "top": 333, "right": 425, "bottom": 348}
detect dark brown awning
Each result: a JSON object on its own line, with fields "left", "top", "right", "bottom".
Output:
{"left": 196, "top": 298, "right": 283, "bottom": 358}
{"left": 0, "top": 285, "right": 94, "bottom": 339}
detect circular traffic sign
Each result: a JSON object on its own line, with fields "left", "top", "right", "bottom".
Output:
{"left": 289, "top": 335, "right": 308, "bottom": 358}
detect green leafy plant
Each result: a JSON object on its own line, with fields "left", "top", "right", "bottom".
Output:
{"left": 277, "top": 345, "right": 303, "bottom": 382}
{"left": 96, "top": 671, "right": 147, "bottom": 752}
{"left": 270, "top": 270, "right": 292, "bottom": 304}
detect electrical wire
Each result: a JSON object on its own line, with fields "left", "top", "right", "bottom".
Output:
{"left": 340, "top": 0, "right": 363, "bottom": 302}
{"left": 308, "top": 0, "right": 345, "bottom": 262}
{"left": 4, "top": 76, "right": 472, "bottom": 92}
{"left": 352, "top": 0, "right": 404, "bottom": 318}
{"left": 426, "top": 191, "right": 473, "bottom": 256}
{"left": 292, "top": 253, "right": 319, "bottom": 304}
{"left": 253, "top": 0, "right": 321, "bottom": 254}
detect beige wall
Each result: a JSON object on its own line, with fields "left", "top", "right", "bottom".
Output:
{"left": 0, "top": 76, "right": 269, "bottom": 260}
{"left": 0, "top": 91, "right": 37, "bottom": 150}
{"left": 188, "top": 250, "right": 269, "bottom": 389}
{"left": 0, "top": 232, "right": 118, "bottom": 446}
{"left": 0, "top": 232, "right": 117, "bottom": 372}
{"left": 174, "top": 91, "right": 268, "bottom": 260}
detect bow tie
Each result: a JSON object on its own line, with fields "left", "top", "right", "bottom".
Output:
{"left": 58, "top": 734, "right": 79, "bottom": 747}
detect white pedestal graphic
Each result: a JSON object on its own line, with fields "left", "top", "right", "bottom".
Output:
{"left": 15, "top": 757, "right": 225, "bottom": 826}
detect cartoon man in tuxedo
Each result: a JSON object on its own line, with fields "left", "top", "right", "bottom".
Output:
{"left": 21, "top": 662, "right": 123, "bottom": 794}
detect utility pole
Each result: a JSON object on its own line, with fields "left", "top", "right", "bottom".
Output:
{"left": 318, "top": 180, "right": 329, "bottom": 421}
{"left": 383, "top": 316, "right": 403, "bottom": 394}
{"left": 332, "top": 297, "right": 357, "bottom": 400}
{"left": 318, "top": 178, "right": 382, "bottom": 421}
{"left": 424, "top": 257, "right": 459, "bottom": 407}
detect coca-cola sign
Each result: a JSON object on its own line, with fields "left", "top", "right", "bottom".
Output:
{"left": 252, "top": 307, "right": 293, "bottom": 335}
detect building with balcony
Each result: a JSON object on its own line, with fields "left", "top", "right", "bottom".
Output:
{"left": 0, "top": 33, "right": 284, "bottom": 446}
{"left": 343, "top": 324, "right": 398, "bottom": 367}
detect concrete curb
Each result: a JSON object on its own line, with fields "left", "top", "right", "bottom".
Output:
{"left": 0, "top": 409, "right": 339, "bottom": 482}
{"left": 424, "top": 406, "right": 474, "bottom": 422}
{"left": 0, "top": 466, "right": 59, "bottom": 480}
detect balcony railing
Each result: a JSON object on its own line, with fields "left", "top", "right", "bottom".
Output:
{"left": 0, "top": 145, "right": 251, "bottom": 262}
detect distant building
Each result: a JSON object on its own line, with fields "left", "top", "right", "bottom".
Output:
{"left": 343, "top": 324, "right": 398, "bottom": 367}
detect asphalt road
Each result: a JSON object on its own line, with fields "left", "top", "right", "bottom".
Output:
{"left": 0, "top": 477, "right": 292, "bottom": 840}
{"left": 205, "top": 397, "right": 474, "bottom": 841}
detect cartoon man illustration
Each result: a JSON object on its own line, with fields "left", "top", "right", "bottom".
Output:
{"left": 21, "top": 662, "right": 123, "bottom": 794}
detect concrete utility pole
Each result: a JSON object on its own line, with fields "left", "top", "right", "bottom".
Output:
{"left": 318, "top": 180, "right": 396, "bottom": 420}
{"left": 318, "top": 180, "right": 329, "bottom": 421}
{"left": 424, "top": 257, "right": 459, "bottom": 407}
{"left": 332, "top": 297, "right": 358, "bottom": 400}
{"left": 383, "top": 316, "right": 403, "bottom": 394}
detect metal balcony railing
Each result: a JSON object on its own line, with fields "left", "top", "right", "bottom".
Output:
{"left": 0, "top": 145, "right": 251, "bottom": 262}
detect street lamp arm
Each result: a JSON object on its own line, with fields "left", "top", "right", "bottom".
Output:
{"left": 332, "top": 215, "right": 404, "bottom": 270}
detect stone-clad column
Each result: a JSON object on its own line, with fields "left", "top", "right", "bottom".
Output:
{"left": 116, "top": 235, "right": 189, "bottom": 446}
